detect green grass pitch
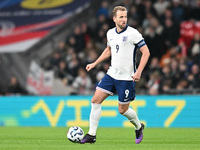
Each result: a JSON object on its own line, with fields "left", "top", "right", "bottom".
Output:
{"left": 0, "top": 127, "right": 199, "bottom": 150}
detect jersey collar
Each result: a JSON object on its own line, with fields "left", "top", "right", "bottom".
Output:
{"left": 115, "top": 25, "right": 128, "bottom": 34}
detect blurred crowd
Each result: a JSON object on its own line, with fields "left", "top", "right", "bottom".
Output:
{"left": 2, "top": 0, "right": 200, "bottom": 95}
{"left": 42, "top": 0, "right": 200, "bottom": 95}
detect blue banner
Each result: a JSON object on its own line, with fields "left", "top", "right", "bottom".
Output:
{"left": 0, "top": 0, "right": 93, "bottom": 52}
{"left": 0, "top": 95, "right": 200, "bottom": 127}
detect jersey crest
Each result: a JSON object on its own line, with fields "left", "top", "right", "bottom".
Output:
{"left": 122, "top": 36, "right": 128, "bottom": 42}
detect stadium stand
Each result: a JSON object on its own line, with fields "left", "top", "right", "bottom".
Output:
{"left": 0, "top": 0, "right": 200, "bottom": 95}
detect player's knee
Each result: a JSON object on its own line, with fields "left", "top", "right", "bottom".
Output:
{"left": 91, "top": 97, "right": 101, "bottom": 104}
{"left": 91, "top": 97, "right": 96, "bottom": 103}
{"left": 118, "top": 107, "right": 127, "bottom": 115}
{"left": 118, "top": 104, "right": 129, "bottom": 115}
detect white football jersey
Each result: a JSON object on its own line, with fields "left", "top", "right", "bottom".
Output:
{"left": 106, "top": 25, "right": 145, "bottom": 80}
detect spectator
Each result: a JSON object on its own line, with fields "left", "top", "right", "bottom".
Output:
{"left": 85, "top": 50, "right": 99, "bottom": 83}
{"left": 137, "top": 0, "right": 157, "bottom": 25}
{"left": 178, "top": 19, "right": 196, "bottom": 50}
{"left": 147, "top": 71, "right": 160, "bottom": 95}
{"left": 65, "top": 47, "right": 75, "bottom": 63}
{"left": 48, "top": 52, "right": 61, "bottom": 71}
{"left": 144, "top": 0, "right": 158, "bottom": 17}
{"left": 188, "top": 64, "right": 200, "bottom": 88}
{"left": 180, "top": 56, "right": 192, "bottom": 75}
{"left": 159, "top": 7, "right": 175, "bottom": 26}
{"left": 84, "top": 39, "right": 97, "bottom": 55}
{"left": 96, "top": 1, "right": 109, "bottom": 18}
{"left": 85, "top": 50, "right": 98, "bottom": 65}
{"left": 160, "top": 65, "right": 173, "bottom": 91}
{"left": 72, "top": 67, "right": 93, "bottom": 95}
{"left": 66, "top": 36, "right": 77, "bottom": 50}
{"left": 161, "top": 81, "right": 172, "bottom": 94}
{"left": 73, "top": 25, "right": 85, "bottom": 54}
{"left": 176, "top": 79, "right": 189, "bottom": 94}
{"left": 151, "top": 17, "right": 164, "bottom": 36}
{"left": 144, "top": 26, "right": 162, "bottom": 59}
{"left": 153, "top": 0, "right": 170, "bottom": 17}
{"left": 160, "top": 46, "right": 181, "bottom": 67}
{"left": 188, "top": 33, "right": 200, "bottom": 65}
{"left": 55, "top": 60, "right": 73, "bottom": 85}
{"left": 94, "top": 28, "right": 107, "bottom": 50}
{"left": 68, "top": 52, "right": 80, "bottom": 77}
{"left": 94, "top": 14, "right": 107, "bottom": 38}
{"left": 142, "top": 12, "right": 155, "bottom": 29}
{"left": 162, "top": 18, "right": 180, "bottom": 49}
{"left": 81, "top": 22, "right": 94, "bottom": 44}
{"left": 6, "top": 76, "right": 26, "bottom": 95}
{"left": 170, "top": 58, "right": 180, "bottom": 79}
{"left": 148, "top": 57, "right": 161, "bottom": 75}
{"left": 56, "top": 41, "right": 67, "bottom": 58}
{"left": 128, "top": 5, "right": 140, "bottom": 28}
{"left": 171, "top": 0, "right": 185, "bottom": 24}
{"left": 190, "top": 0, "right": 200, "bottom": 20}
{"left": 65, "top": 25, "right": 85, "bottom": 57}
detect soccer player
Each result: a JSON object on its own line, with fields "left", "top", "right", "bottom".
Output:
{"left": 80, "top": 6, "right": 150, "bottom": 144}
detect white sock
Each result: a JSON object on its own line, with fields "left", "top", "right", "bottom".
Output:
{"left": 123, "top": 108, "right": 141, "bottom": 130}
{"left": 88, "top": 103, "right": 101, "bottom": 136}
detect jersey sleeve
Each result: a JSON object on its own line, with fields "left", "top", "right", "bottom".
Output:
{"left": 133, "top": 29, "right": 144, "bottom": 44}
{"left": 133, "top": 29, "right": 146, "bottom": 48}
{"left": 106, "top": 31, "right": 110, "bottom": 47}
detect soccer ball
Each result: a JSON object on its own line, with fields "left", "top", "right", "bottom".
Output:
{"left": 67, "top": 126, "right": 84, "bottom": 143}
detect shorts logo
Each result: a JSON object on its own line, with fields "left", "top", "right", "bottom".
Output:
{"left": 98, "top": 80, "right": 102, "bottom": 85}
{"left": 124, "top": 98, "right": 129, "bottom": 101}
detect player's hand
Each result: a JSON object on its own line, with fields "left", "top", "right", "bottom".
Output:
{"left": 132, "top": 71, "right": 141, "bottom": 82}
{"left": 86, "top": 63, "right": 96, "bottom": 72}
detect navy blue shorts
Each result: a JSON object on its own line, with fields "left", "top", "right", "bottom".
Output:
{"left": 96, "top": 74, "right": 136, "bottom": 104}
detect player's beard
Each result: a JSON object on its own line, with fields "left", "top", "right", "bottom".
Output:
{"left": 117, "top": 23, "right": 126, "bottom": 30}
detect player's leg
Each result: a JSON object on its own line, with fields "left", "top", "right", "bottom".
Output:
{"left": 119, "top": 103, "right": 145, "bottom": 144}
{"left": 80, "top": 74, "right": 115, "bottom": 144}
{"left": 80, "top": 90, "right": 109, "bottom": 144}
{"left": 118, "top": 103, "right": 141, "bottom": 130}
{"left": 89, "top": 89, "right": 109, "bottom": 136}
{"left": 116, "top": 80, "right": 144, "bottom": 144}
{"left": 116, "top": 80, "right": 141, "bottom": 129}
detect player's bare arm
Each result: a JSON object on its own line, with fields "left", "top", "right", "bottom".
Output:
{"left": 132, "top": 45, "right": 150, "bottom": 82}
{"left": 86, "top": 46, "right": 111, "bottom": 72}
